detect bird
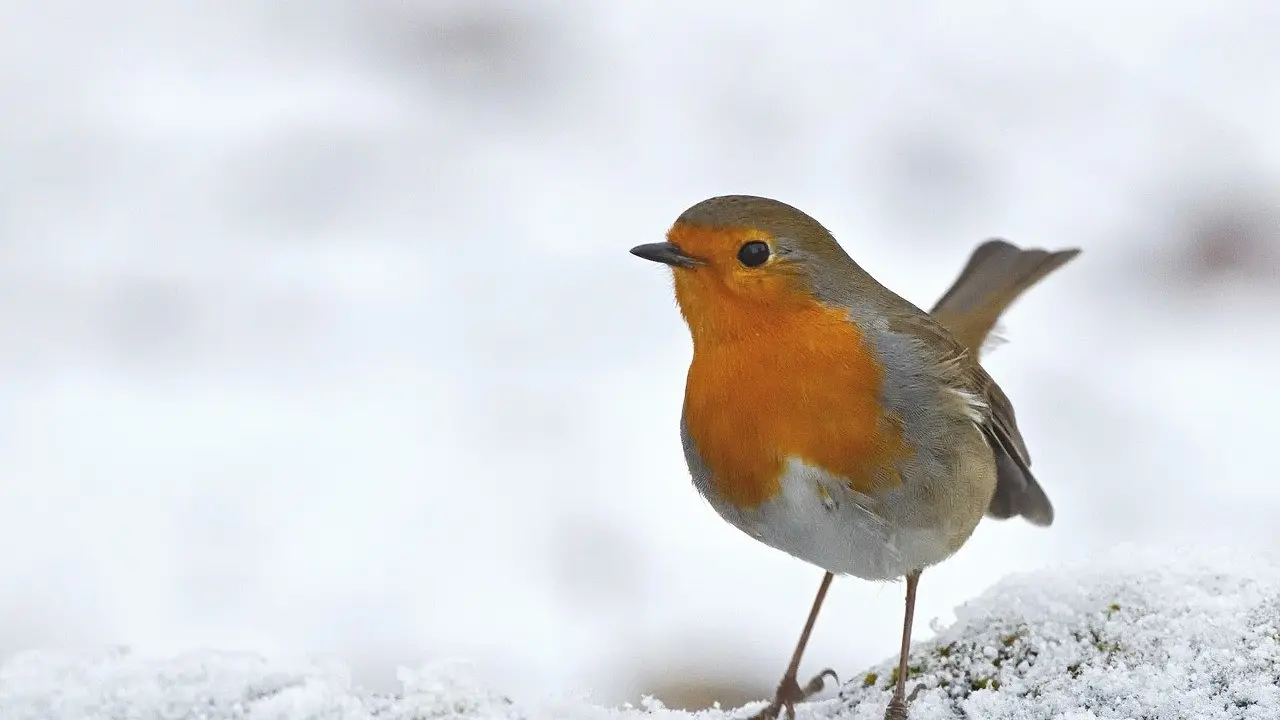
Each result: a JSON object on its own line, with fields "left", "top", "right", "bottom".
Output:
{"left": 629, "top": 195, "right": 1079, "bottom": 720}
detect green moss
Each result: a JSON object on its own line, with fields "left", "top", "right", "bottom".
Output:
{"left": 970, "top": 677, "right": 1001, "bottom": 691}
{"left": 886, "top": 663, "right": 923, "bottom": 685}
{"left": 1087, "top": 627, "right": 1123, "bottom": 654}
{"left": 842, "top": 604, "right": 1169, "bottom": 708}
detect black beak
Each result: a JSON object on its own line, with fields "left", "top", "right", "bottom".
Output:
{"left": 629, "top": 242, "right": 702, "bottom": 268}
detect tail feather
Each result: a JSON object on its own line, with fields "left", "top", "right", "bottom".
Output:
{"left": 931, "top": 240, "right": 1081, "bottom": 359}
{"left": 929, "top": 238, "right": 1080, "bottom": 527}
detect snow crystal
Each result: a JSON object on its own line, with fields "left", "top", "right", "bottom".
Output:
{"left": 839, "top": 545, "right": 1280, "bottom": 719}
{"left": 0, "top": 546, "right": 1275, "bottom": 720}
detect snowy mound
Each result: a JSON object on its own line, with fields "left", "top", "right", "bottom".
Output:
{"left": 838, "top": 546, "right": 1280, "bottom": 719}
{"left": 0, "top": 547, "right": 1275, "bottom": 720}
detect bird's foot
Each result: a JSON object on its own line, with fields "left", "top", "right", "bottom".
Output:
{"left": 882, "top": 683, "right": 924, "bottom": 720}
{"left": 746, "top": 669, "right": 838, "bottom": 720}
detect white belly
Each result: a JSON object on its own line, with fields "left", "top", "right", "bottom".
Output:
{"left": 702, "top": 458, "right": 956, "bottom": 581}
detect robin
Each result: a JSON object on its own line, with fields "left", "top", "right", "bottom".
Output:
{"left": 630, "top": 195, "right": 1079, "bottom": 720}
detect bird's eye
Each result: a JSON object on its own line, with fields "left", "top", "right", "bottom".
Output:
{"left": 737, "top": 241, "right": 771, "bottom": 268}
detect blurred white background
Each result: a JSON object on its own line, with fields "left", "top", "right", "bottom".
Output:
{"left": 1, "top": 0, "right": 1277, "bottom": 710}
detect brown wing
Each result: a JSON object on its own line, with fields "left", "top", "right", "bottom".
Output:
{"left": 928, "top": 239, "right": 1078, "bottom": 527}
{"left": 886, "top": 309, "right": 1054, "bottom": 526}
{"left": 968, "top": 362, "right": 1053, "bottom": 525}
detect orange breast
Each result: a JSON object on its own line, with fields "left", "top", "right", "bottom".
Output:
{"left": 682, "top": 303, "right": 912, "bottom": 509}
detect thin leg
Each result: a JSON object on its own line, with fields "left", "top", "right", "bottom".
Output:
{"left": 748, "top": 572, "right": 839, "bottom": 720}
{"left": 884, "top": 571, "right": 921, "bottom": 720}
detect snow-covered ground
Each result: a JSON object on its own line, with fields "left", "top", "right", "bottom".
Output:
{"left": 1, "top": 0, "right": 1278, "bottom": 711}
{"left": 3, "top": 547, "right": 1276, "bottom": 719}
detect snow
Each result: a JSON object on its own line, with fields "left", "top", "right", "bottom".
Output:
{"left": 839, "top": 546, "right": 1280, "bottom": 719}
{"left": 3, "top": 546, "right": 1275, "bottom": 720}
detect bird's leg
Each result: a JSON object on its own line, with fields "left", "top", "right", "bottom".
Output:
{"left": 747, "top": 572, "right": 839, "bottom": 720}
{"left": 884, "top": 571, "right": 922, "bottom": 720}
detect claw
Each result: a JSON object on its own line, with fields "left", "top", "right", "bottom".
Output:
{"left": 746, "top": 668, "right": 839, "bottom": 720}
{"left": 883, "top": 683, "right": 924, "bottom": 720}
{"left": 800, "top": 668, "right": 839, "bottom": 696}
{"left": 906, "top": 683, "right": 924, "bottom": 703}
{"left": 745, "top": 695, "right": 787, "bottom": 720}
{"left": 745, "top": 700, "right": 784, "bottom": 720}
